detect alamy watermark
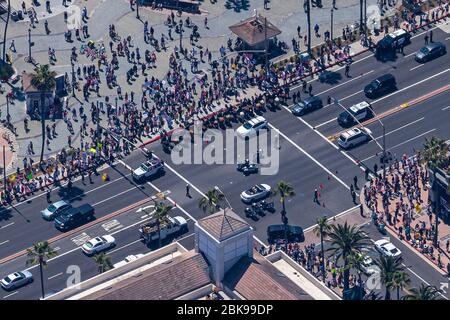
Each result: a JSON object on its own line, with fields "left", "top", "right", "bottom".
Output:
{"left": 170, "top": 121, "right": 280, "bottom": 175}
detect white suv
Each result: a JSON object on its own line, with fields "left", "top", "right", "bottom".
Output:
{"left": 236, "top": 116, "right": 268, "bottom": 138}
{"left": 338, "top": 127, "right": 372, "bottom": 149}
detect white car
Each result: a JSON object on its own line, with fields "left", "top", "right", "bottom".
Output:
{"left": 240, "top": 184, "right": 271, "bottom": 203}
{"left": 132, "top": 158, "right": 164, "bottom": 181}
{"left": 338, "top": 127, "right": 372, "bottom": 149}
{"left": 81, "top": 235, "right": 116, "bottom": 255}
{"left": 113, "top": 254, "right": 145, "bottom": 268}
{"left": 374, "top": 239, "right": 402, "bottom": 258}
{"left": 1, "top": 271, "right": 33, "bottom": 290}
{"left": 359, "top": 255, "right": 378, "bottom": 275}
{"left": 236, "top": 116, "right": 268, "bottom": 138}
{"left": 41, "top": 200, "right": 72, "bottom": 220}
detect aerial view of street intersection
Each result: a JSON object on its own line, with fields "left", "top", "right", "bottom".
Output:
{"left": 0, "top": 0, "right": 449, "bottom": 303}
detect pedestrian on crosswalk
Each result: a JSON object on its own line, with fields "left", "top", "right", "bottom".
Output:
{"left": 313, "top": 189, "right": 319, "bottom": 203}
{"left": 186, "top": 184, "right": 191, "bottom": 197}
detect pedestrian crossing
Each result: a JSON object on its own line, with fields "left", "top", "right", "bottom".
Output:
{"left": 71, "top": 232, "right": 91, "bottom": 246}
{"left": 101, "top": 219, "right": 123, "bottom": 232}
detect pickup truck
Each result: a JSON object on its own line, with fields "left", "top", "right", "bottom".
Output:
{"left": 132, "top": 158, "right": 164, "bottom": 181}
{"left": 139, "top": 216, "right": 187, "bottom": 243}
{"left": 54, "top": 204, "right": 95, "bottom": 231}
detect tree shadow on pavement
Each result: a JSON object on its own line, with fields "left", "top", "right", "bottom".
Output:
{"left": 0, "top": 208, "right": 13, "bottom": 222}
{"left": 224, "top": 0, "right": 250, "bottom": 12}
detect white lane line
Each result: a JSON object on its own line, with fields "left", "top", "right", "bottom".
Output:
{"left": 303, "top": 205, "right": 361, "bottom": 232}
{"left": 0, "top": 240, "right": 10, "bottom": 246}
{"left": 0, "top": 161, "right": 121, "bottom": 215}
{"left": 445, "top": 37, "right": 450, "bottom": 41}
{"left": 48, "top": 272, "right": 63, "bottom": 280}
{"left": 315, "top": 68, "right": 450, "bottom": 130}
{"left": 371, "top": 117, "right": 425, "bottom": 141}
{"left": 91, "top": 186, "right": 136, "bottom": 207}
{"left": 108, "top": 239, "right": 142, "bottom": 255}
{"left": 290, "top": 55, "right": 376, "bottom": 90}
{"left": 0, "top": 222, "right": 15, "bottom": 229}
{"left": 2, "top": 291, "right": 18, "bottom": 299}
{"left": 323, "top": 90, "right": 364, "bottom": 109}
{"left": 314, "top": 71, "right": 374, "bottom": 97}
{"left": 361, "top": 129, "right": 436, "bottom": 162}
{"left": 442, "top": 106, "right": 450, "bottom": 110}
{"left": 268, "top": 123, "right": 351, "bottom": 190}
{"left": 402, "top": 264, "right": 448, "bottom": 300}
{"left": 315, "top": 117, "right": 337, "bottom": 128}
{"left": 410, "top": 64, "right": 424, "bottom": 71}
{"left": 404, "top": 52, "right": 416, "bottom": 58}
{"left": 120, "top": 160, "right": 268, "bottom": 248}
{"left": 177, "top": 232, "right": 195, "bottom": 242}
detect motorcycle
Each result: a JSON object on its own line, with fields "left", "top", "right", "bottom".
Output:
{"left": 260, "top": 200, "right": 275, "bottom": 213}
{"left": 252, "top": 202, "right": 265, "bottom": 217}
{"left": 244, "top": 207, "right": 259, "bottom": 221}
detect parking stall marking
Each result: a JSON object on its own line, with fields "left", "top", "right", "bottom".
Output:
{"left": 48, "top": 272, "right": 64, "bottom": 280}
{"left": 101, "top": 219, "right": 123, "bottom": 232}
{"left": 0, "top": 222, "right": 15, "bottom": 229}
{"left": 3, "top": 291, "right": 18, "bottom": 299}
{"left": 0, "top": 240, "right": 10, "bottom": 246}
{"left": 70, "top": 232, "right": 91, "bottom": 246}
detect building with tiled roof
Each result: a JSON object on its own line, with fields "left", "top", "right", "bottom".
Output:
{"left": 229, "top": 12, "right": 281, "bottom": 47}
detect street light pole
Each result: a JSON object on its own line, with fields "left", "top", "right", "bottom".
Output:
{"left": 382, "top": 124, "right": 386, "bottom": 181}
{"left": 136, "top": 0, "right": 140, "bottom": 19}
{"left": 214, "top": 185, "right": 232, "bottom": 215}
{"left": 264, "top": 17, "right": 268, "bottom": 75}
{"left": 305, "top": 0, "right": 311, "bottom": 53}
{"left": 331, "top": 8, "right": 334, "bottom": 42}
{"left": 27, "top": 28, "right": 32, "bottom": 63}
{"left": 71, "top": 60, "right": 76, "bottom": 97}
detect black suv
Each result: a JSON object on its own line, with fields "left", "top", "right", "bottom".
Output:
{"left": 54, "top": 204, "right": 95, "bottom": 231}
{"left": 291, "top": 96, "right": 323, "bottom": 116}
{"left": 376, "top": 29, "right": 411, "bottom": 54}
{"left": 364, "top": 74, "right": 397, "bottom": 98}
{"left": 267, "top": 224, "right": 305, "bottom": 243}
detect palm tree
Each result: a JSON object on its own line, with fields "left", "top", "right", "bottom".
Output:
{"left": 313, "top": 216, "right": 330, "bottom": 282}
{"left": 402, "top": 284, "right": 443, "bottom": 300}
{"left": 325, "top": 222, "right": 371, "bottom": 298}
{"left": 30, "top": 65, "right": 56, "bottom": 163}
{"left": 374, "top": 254, "right": 405, "bottom": 300}
{"left": 198, "top": 189, "right": 224, "bottom": 215}
{"left": 154, "top": 203, "right": 173, "bottom": 248}
{"left": 274, "top": 181, "right": 295, "bottom": 250}
{"left": 388, "top": 271, "right": 411, "bottom": 300}
{"left": 2, "top": 0, "right": 10, "bottom": 62}
{"left": 93, "top": 252, "right": 113, "bottom": 274}
{"left": 25, "top": 241, "right": 58, "bottom": 299}
{"left": 419, "top": 136, "right": 448, "bottom": 247}
{"left": 347, "top": 253, "right": 369, "bottom": 300}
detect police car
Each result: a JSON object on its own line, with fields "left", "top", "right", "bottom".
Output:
{"left": 377, "top": 29, "right": 411, "bottom": 52}
{"left": 337, "top": 101, "right": 373, "bottom": 127}
{"left": 338, "top": 127, "right": 372, "bottom": 149}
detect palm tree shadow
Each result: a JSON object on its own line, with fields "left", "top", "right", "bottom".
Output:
{"left": 224, "top": 0, "right": 250, "bottom": 12}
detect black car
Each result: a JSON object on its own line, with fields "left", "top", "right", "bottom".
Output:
{"left": 291, "top": 96, "right": 323, "bottom": 116}
{"left": 376, "top": 29, "right": 411, "bottom": 54}
{"left": 267, "top": 224, "right": 305, "bottom": 243}
{"left": 54, "top": 204, "right": 95, "bottom": 231}
{"left": 364, "top": 74, "right": 396, "bottom": 98}
{"left": 415, "top": 42, "right": 446, "bottom": 62}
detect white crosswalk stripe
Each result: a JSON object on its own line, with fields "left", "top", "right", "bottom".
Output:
{"left": 70, "top": 232, "right": 91, "bottom": 246}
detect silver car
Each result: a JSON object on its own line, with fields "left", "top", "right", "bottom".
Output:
{"left": 41, "top": 200, "right": 72, "bottom": 220}
{"left": 1, "top": 271, "right": 33, "bottom": 290}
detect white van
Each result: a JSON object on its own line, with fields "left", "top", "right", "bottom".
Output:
{"left": 338, "top": 128, "right": 372, "bottom": 149}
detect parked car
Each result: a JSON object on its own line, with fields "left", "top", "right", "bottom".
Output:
{"left": 132, "top": 157, "right": 164, "bottom": 181}
{"left": 338, "top": 127, "right": 372, "bottom": 149}
{"left": 1, "top": 271, "right": 33, "bottom": 290}
{"left": 415, "top": 42, "right": 446, "bottom": 63}
{"left": 54, "top": 204, "right": 95, "bottom": 231}
{"left": 374, "top": 239, "right": 402, "bottom": 258}
{"left": 81, "top": 235, "right": 116, "bottom": 255}
{"left": 267, "top": 224, "right": 305, "bottom": 243}
{"left": 236, "top": 116, "right": 268, "bottom": 138}
{"left": 41, "top": 200, "right": 72, "bottom": 220}
{"left": 240, "top": 184, "right": 271, "bottom": 203}
{"left": 337, "top": 101, "right": 373, "bottom": 127}
{"left": 291, "top": 96, "right": 323, "bottom": 116}
{"left": 364, "top": 74, "right": 396, "bottom": 98}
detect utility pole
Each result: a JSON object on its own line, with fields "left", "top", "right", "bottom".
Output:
{"left": 6, "top": 94, "right": 10, "bottom": 125}
{"left": 2, "top": 145, "right": 6, "bottom": 192}
{"left": 382, "top": 124, "right": 386, "bottom": 182}
{"left": 264, "top": 17, "right": 268, "bottom": 75}
{"left": 364, "top": 0, "right": 368, "bottom": 39}
{"left": 331, "top": 8, "right": 334, "bottom": 42}
{"left": 71, "top": 60, "right": 76, "bottom": 97}
{"left": 360, "top": 0, "right": 364, "bottom": 33}
{"left": 2, "top": 0, "right": 10, "bottom": 62}
{"left": 136, "top": 0, "right": 140, "bottom": 19}
{"left": 304, "top": 0, "right": 311, "bottom": 53}
{"left": 179, "top": 19, "right": 183, "bottom": 53}
{"left": 27, "top": 28, "right": 32, "bottom": 63}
